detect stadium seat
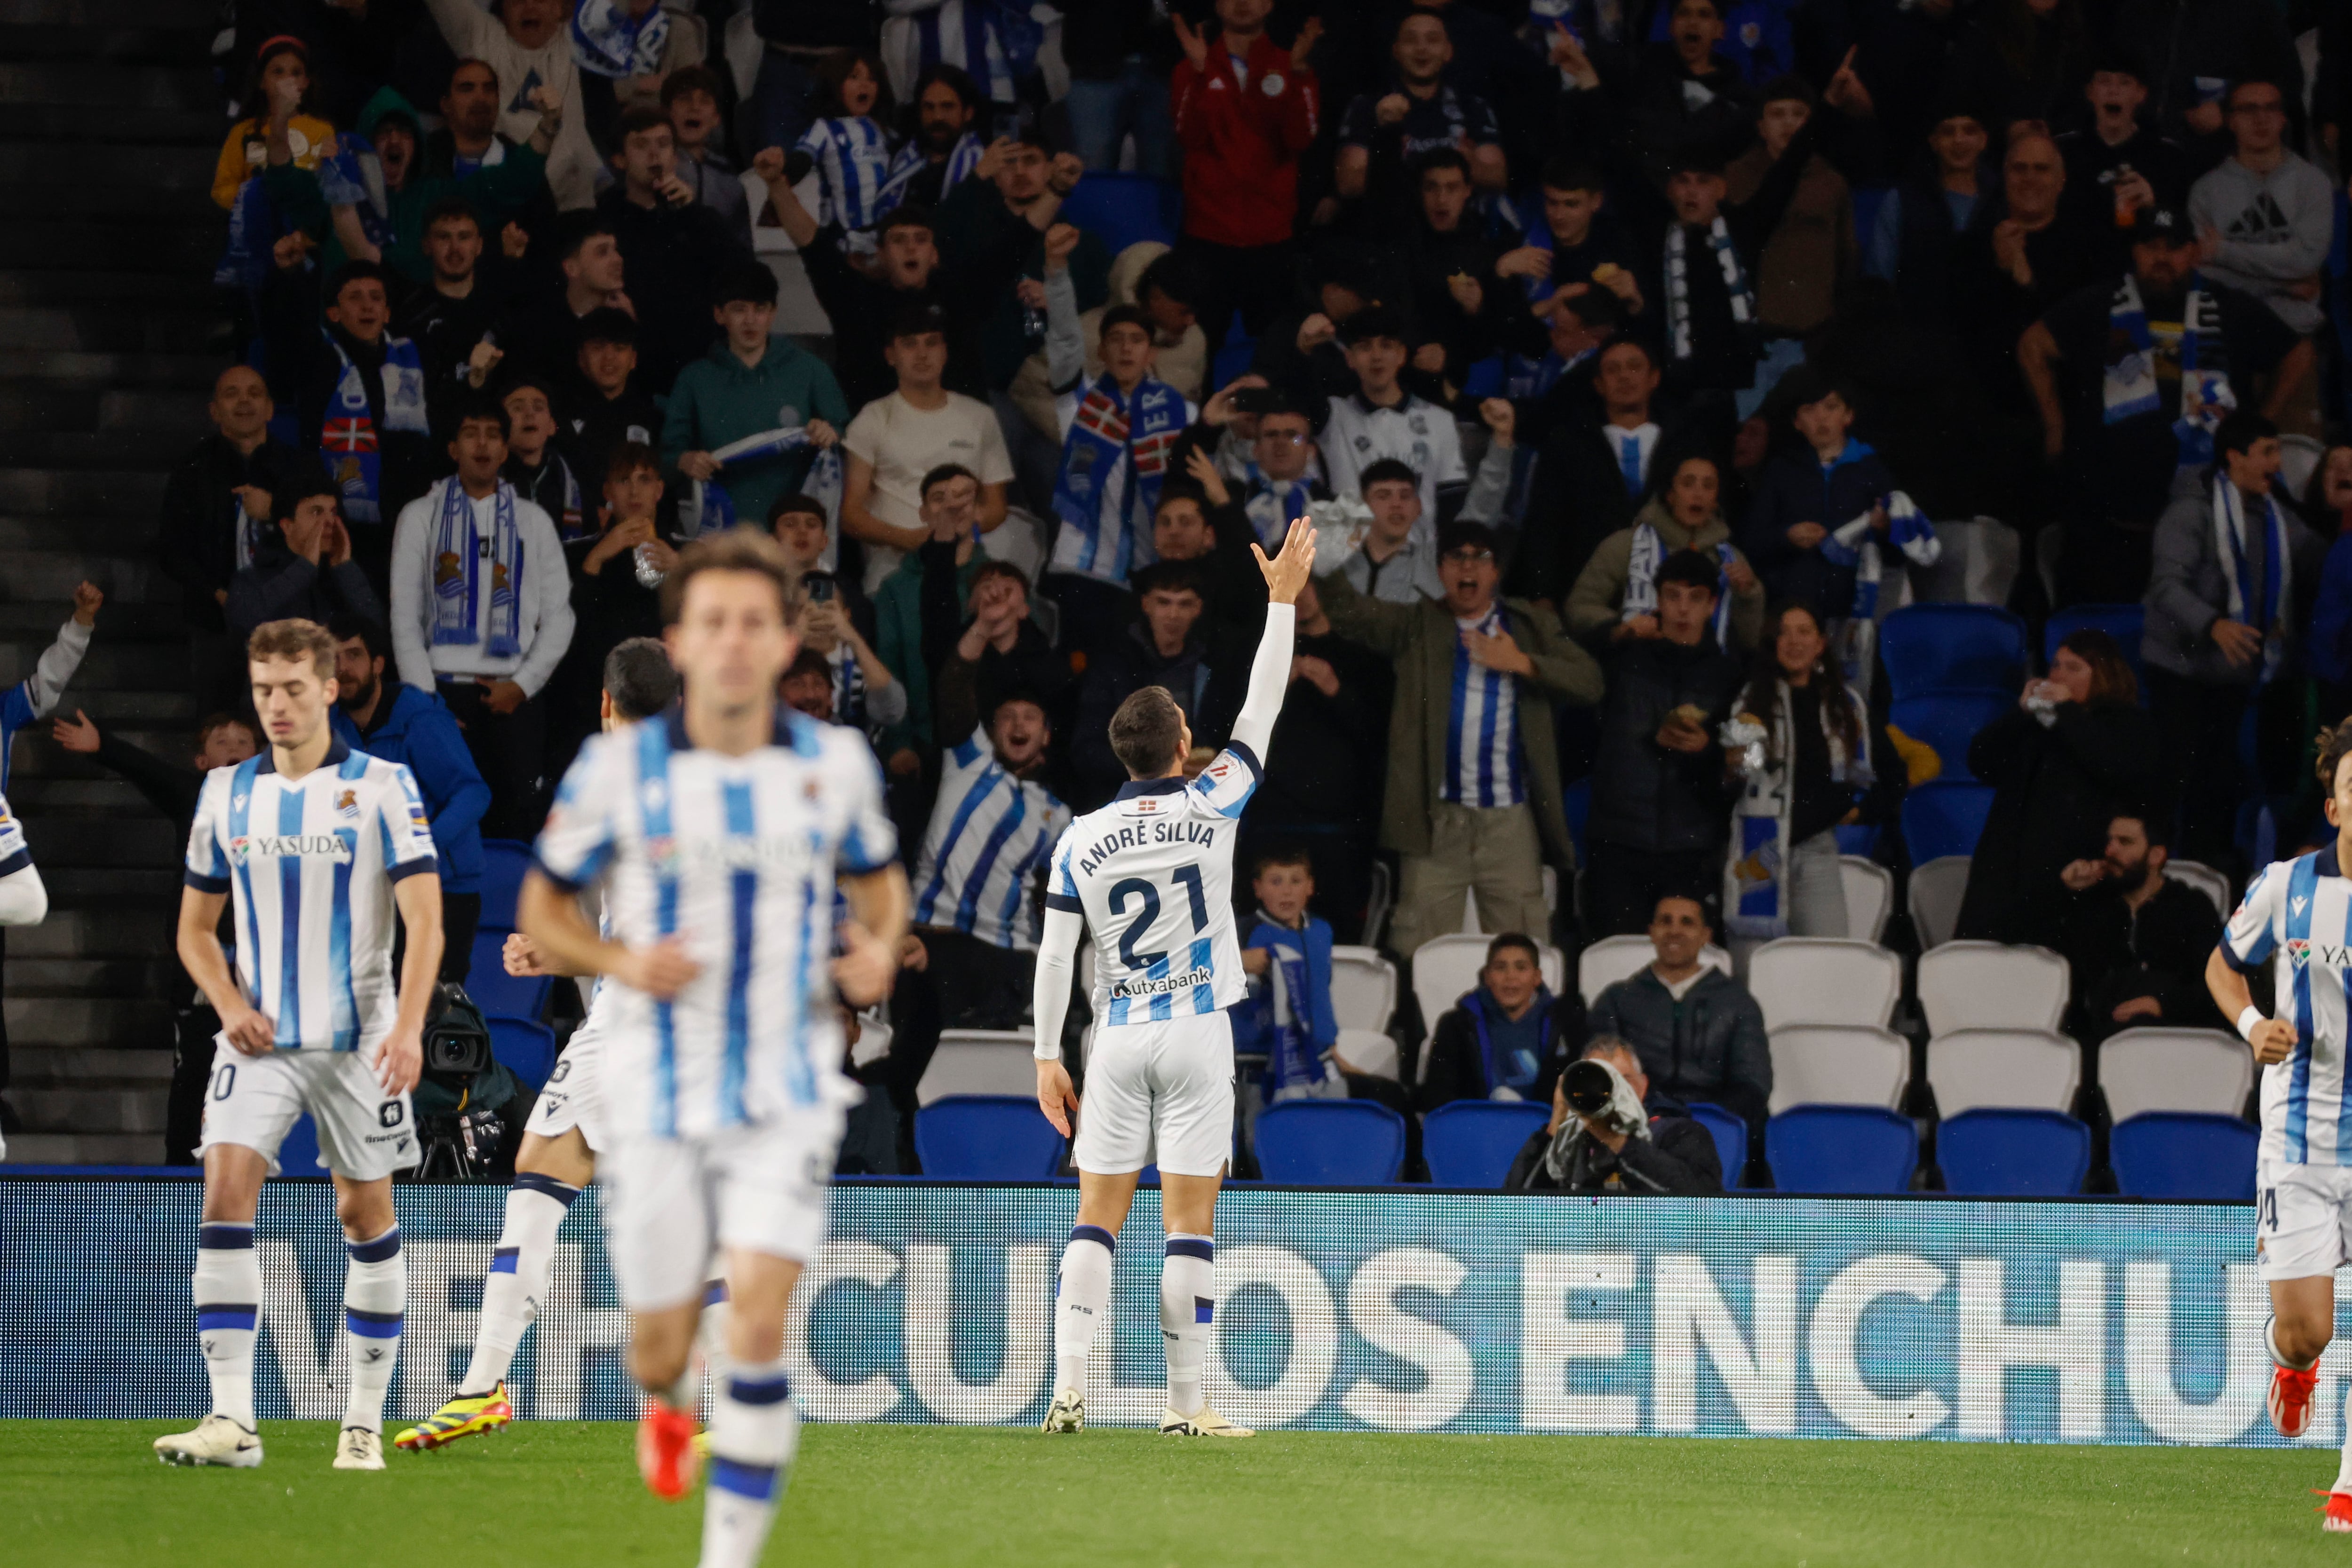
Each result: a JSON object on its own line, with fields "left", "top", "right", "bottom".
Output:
{"left": 1901, "top": 781, "right": 1995, "bottom": 862}
{"left": 2280, "top": 432, "right": 2325, "bottom": 499}
{"left": 1916, "top": 942, "right": 2068, "bottom": 1033}
{"left": 465, "top": 931, "right": 551, "bottom": 1021}
{"left": 1422, "top": 1100, "right": 1549, "bottom": 1187}
{"left": 1887, "top": 691, "right": 2010, "bottom": 782}
{"left": 487, "top": 1015, "right": 557, "bottom": 1090}
{"left": 1210, "top": 333, "right": 1257, "bottom": 391}
{"left": 1572, "top": 933, "right": 1729, "bottom": 1006}
{"left": 913, "top": 1095, "right": 1066, "bottom": 1180}
{"left": 917, "top": 1030, "right": 1036, "bottom": 1105}
{"left": 1833, "top": 822, "right": 1878, "bottom": 856}
{"left": 1336, "top": 1028, "right": 1399, "bottom": 1080}
{"left": 277, "top": 1113, "right": 331, "bottom": 1177}
{"left": 1878, "top": 603, "right": 2027, "bottom": 698}
{"left": 1329, "top": 945, "right": 1398, "bottom": 1033}
{"left": 1906, "top": 855, "right": 1970, "bottom": 949}
{"left": 1766, "top": 1025, "right": 1909, "bottom": 1114}
{"left": 2109, "top": 1112, "right": 2258, "bottom": 1202}
{"left": 2043, "top": 604, "right": 2145, "bottom": 677}
{"left": 2165, "top": 860, "right": 2233, "bottom": 920}
{"left": 1839, "top": 856, "right": 1892, "bottom": 942}
{"left": 1411, "top": 934, "right": 1565, "bottom": 1036}
{"left": 1052, "top": 172, "right": 1181, "bottom": 253}
{"left": 1688, "top": 1102, "right": 1747, "bottom": 1188}
{"left": 478, "top": 838, "right": 535, "bottom": 930}
{"left": 1936, "top": 1109, "right": 2090, "bottom": 1196}
{"left": 1906, "top": 516, "right": 2019, "bottom": 606}
{"left": 1765, "top": 1105, "right": 1917, "bottom": 1193}
{"left": 1926, "top": 1028, "right": 2081, "bottom": 1116}
{"left": 1747, "top": 938, "right": 1900, "bottom": 1030}
{"left": 1252, "top": 1099, "right": 1407, "bottom": 1185}
{"left": 2100, "top": 1028, "right": 2253, "bottom": 1123}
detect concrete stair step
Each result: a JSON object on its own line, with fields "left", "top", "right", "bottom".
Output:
{"left": 0, "top": 26, "right": 224, "bottom": 68}
{"left": 31, "top": 866, "right": 182, "bottom": 903}
{"left": 0, "top": 144, "right": 216, "bottom": 188}
{"left": 4, "top": 995, "right": 175, "bottom": 1048}
{"left": 0, "top": 386, "right": 211, "bottom": 436}
{"left": 4, "top": 778, "right": 168, "bottom": 818}
{"left": 7, "top": 956, "right": 182, "bottom": 994}
{"left": 0, "top": 222, "right": 220, "bottom": 273}
{"left": 0, "top": 466, "right": 169, "bottom": 513}
{"left": 0, "top": 554, "right": 173, "bottom": 606}
{"left": 0, "top": 601, "right": 183, "bottom": 639}
{"left": 18, "top": 816, "right": 180, "bottom": 867}
{"left": 0, "top": 63, "right": 216, "bottom": 113}
{"left": 12, "top": 1086, "right": 169, "bottom": 1134}
{"left": 0, "top": 1133, "right": 166, "bottom": 1165}
{"left": 13, "top": 1045, "right": 175, "bottom": 1083}
{"left": 0, "top": 515, "right": 171, "bottom": 559}
{"left": 0, "top": 348, "right": 225, "bottom": 388}
{"left": 0, "top": 270, "right": 218, "bottom": 309}
{"left": 0, "top": 181, "right": 219, "bottom": 221}
{"left": 2, "top": 0, "right": 213, "bottom": 27}
{"left": 0, "top": 104, "right": 222, "bottom": 147}
{"left": 0, "top": 306, "right": 224, "bottom": 356}
{"left": 5, "top": 907, "right": 174, "bottom": 958}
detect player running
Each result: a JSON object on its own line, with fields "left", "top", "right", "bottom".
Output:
{"left": 156, "top": 618, "right": 444, "bottom": 1472}
{"left": 1033, "top": 515, "right": 1317, "bottom": 1439}
{"left": 521, "top": 529, "right": 908, "bottom": 1568}
{"left": 394, "top": 638, "right": 683, "bottom": 1452}
{"left": 2212, "top": 718, "right": 2352, "bottom": 1530}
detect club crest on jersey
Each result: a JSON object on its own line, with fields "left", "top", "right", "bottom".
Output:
{"left": 336, "top": 788, "right": 360, "bottom": 818}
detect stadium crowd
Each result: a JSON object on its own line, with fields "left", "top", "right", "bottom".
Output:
{"left": 13, "top": 0, "right": 2352, "bottom": 1190}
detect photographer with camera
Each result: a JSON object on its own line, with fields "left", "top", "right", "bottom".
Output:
{"left": 1503, "top": 1035, "right": 1724, "bottom": 1194}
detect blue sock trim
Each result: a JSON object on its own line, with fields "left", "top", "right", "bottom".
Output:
{"left": 1070, "top": 1224, "right": 1116, "bottom": 1253}
{"left": 490, "top": 1246, "right": 520, "bottom": 1275}
{"left": 1194, "top": 1295, "right": 1215, "bottom": 1324}
{"left": 197, "top": 1305, "right": 258, "bottom": 1332}
{"left": 346, "top": 1227, "right": 402, "bottom": 1264}
{"left": 1164, "top": 1236, "right": 1215, "bottom": 1262}
{"left": 345, "top": 1307, "right": 403, "bottom": 1338}
{"left": 703, "top": 1278, "right": 729, "bottom": 1308}
{"left": 708, "top": 1457, "right": 780, "bottom": 1502}
{"left": 728, "top": 1373, "right": 793, "bottom": 1407}
{"left": 198, "top": 1224, "right": 254, "bottom": 1251}
{"left": 514, "top": 1172, "right": 583, "bottom": 1207}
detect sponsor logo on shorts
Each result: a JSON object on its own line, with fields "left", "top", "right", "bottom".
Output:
{"left": 378, "top": 1102, "right": 404, "bottom": 1128}
{"left": 1109, "top": 965, "right": 1213, "bottom": 1000}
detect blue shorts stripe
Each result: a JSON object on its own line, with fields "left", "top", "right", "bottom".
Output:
{"left": 703, "top": 1278, "right": 729, "bottom": 1307}
{"left": 708, "top": 1457, "right": 780, "bottom": 1502}
{"left": 345, "top": 1307, "right": 403, "bottom": 1337}
{"left": 196, "top": 1306, "right": 257, "bottom": 1332}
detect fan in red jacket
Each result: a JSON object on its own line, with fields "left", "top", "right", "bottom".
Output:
{"left": 1170, "top": 2, "right": 1321, "bottom": 352}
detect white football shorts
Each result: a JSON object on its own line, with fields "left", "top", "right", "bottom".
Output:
{"left": 1073, "top": 1011, "right": 1234, "bottom": 1179}
{"left": 523, "top": 1017, "right": 606, "bottom": 1153}
{"left": 599, "top": 1109, "right": 845, "bottom": 1311}
{"left": 2257, "top": 1157, "right": 2352, "bottom": 1282}
{"left": 197, "top": 1044, "right": 419, "bottom": 1181}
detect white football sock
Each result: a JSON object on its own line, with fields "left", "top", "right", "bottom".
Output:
{"left": 194, "top": 1222, "right": 261, "bottom": 1430}
{"left": 461, "top": 1175, "right": 578, "bottom": 1396}
{"left": 1160, "top": 1234, "right": 1216, "bottom": 1417}
{"left": 342, "top": 1226, "right": 405, "bottom": 1431}
{"left": 700, "top": 1360, "right": 799, "bottom": 1568}
{"left": 1053, "top": 1226, "right": 1116, "bottom": 1394}
{"left": 697, "top": 1277, "right": 732, "bottom": 1410}
{"left": 2270, "top": 1315, "right": 2322, "bottom": 1372}
{"left": 2336, "top": 1435, "right": 2352, "bottom": 1496}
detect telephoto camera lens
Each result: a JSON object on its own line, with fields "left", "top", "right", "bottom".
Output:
{"left": 1562, "top": 1059, "right": 1615, "bottom": 1117}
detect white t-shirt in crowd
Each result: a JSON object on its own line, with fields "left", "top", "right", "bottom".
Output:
{"left": 842, "top": 390, "right": 1016, "bottom": 589}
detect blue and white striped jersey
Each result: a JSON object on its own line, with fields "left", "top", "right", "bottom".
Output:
{"left": 795, "top": 115, "right": 897, "bottom": 231}
{"left": 533, "top": 707, "right": 898, "bottom": 1139}
{"left": 1046, "top": 744, "right": 1263, "bottom": 1028}
{"left": 912, "top": 727, "right": 1070, "bottom": 952}
{"left": 1443, "top": 605, "right": 1526, "bottom": 809}
{"left": 2225, "top": 851, "right": 2352, "bottom": 1166}
{"left": 0, "top": 790, "right": 27, "bottom": 878}
{"left": 183, "top": 742, "right": 439, "bottom": 1053}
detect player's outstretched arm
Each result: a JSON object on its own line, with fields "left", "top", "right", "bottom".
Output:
{"left": 1032, "top": 905, "right": 1084, "bottom": 1137}
{"left": 2208, "top": 944, "right": 2295, "bottom": 1065}
{"left": 1229, "top": 515, "right": 1319, "bottom": 758}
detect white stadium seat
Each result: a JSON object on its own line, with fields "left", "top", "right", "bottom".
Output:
{"left": 1574, "top": 933, "right": 1730, "bottom": 1006}
{"left": 1412, "top": 934, "right": 1565, "bottom": 1034}
{"left": 1329, "top": 945, "right": 1398, "bottom": 1034}
{"left": 1839, "top": 856, "right": 1893, "bottom": 942}
{"left": 1336, "top": 1028, "right": 1399, "bottom": 1081}
{"left": 917, "top": 1030, "right": 1034, "bottom": 1106}
{"left": 1926, "top": 1028, "right": 2080, "bottom": 1117}
{"left": 1748, "top": 938, "right": 1901, "bottom": 1030}
{"left": 2165, "top": 860, "right": 2233, "bottom": 922}
{"left": 1916, "top": 942, "right": 2068, "bottom": 1035}
{"left": 1767, "top": 1025, "right": 1910, "bottom": 1115}
{"left": 2100, "top": 1027, "right": 2254, "bottom": 1123}
{"left": 1907, "top": 855, "right": 1970, "bottom": 950}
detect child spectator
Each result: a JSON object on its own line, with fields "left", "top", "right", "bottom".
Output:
{"left": 662, "top": 263, "right": 848, "bottom": 532}
{"left": 1740, "top": 372, "right": 1899, "bottom": 615}
{"left": 546, "top": 441, "right": 671, "bottom": 779}
{"left": 799, "top": 570, "right": 908, "bottom": 739}
{"left": 662, "top": 67, "right": 751, "bottom": 247}
{"left": 594, "top": 104, "right": 754, "bottom": 393}
{"left": 1415, "top": 933, "right": 1583, "bottom": 1110}
{"left": 794, "top": 50, "right": 899, "bottom": 242}
{"left": 228, "top": 482, "right": 385, "bottom": 637}
{"left": 1319, "top": 305, "right": 1466, "bottom": 530}
{"left": 556, "top": 307, "right": 661, "bottom": 506}
{"left": 213, "top": 36, "right": 333, "bottom": 211}
{"left": 2056, "top": 48, "right": 2188, "bottom": 274}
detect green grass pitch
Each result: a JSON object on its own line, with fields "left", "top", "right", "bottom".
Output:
{"left": 6, "top": 1420, "right": 2351, "bottom": 1567}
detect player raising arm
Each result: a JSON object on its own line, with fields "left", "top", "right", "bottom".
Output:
{"left": 156, "top": 618, "right": 443, "bottom": 1473}
{"left": 2207, "top": 718, "right": 2352, "bottom": 1534}
{"left": 1031, "top": 515, "right": 1317, "bottom": 1439}
{"left": 519, "top": 529, "right": 908, "bottom": 1568}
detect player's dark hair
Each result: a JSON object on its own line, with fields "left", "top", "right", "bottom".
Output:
{"left": 972, "top": 559, "right": 1029, "bottom": 597}
{"left": 716, "top": 262, "right": 779, "bottom": 309}
{"left": 608, "top": 102, "right": 671, "bottom": 159}
{"left": 660, "top": 525, "right": 800, "bottom": 627}
{"left": 271, "top": 474, "right": 341, "bottom": 527}
{"left": 878, "top": 204, "right": 936, "bottom": 244}
{"left": 767, "top": 491, "right": 826, "bottom": 526}
{"left": 1485, "top": 932, "right": 1541, "bottom": 969}
{"left": 326, "top": 613, "right": 392, "bottom": 665}
{"left": 577, "top": 306, "right": 637, "bottom": 349}
{"left": 604, "top": 636, "right": 678, "bottom": 721}
{"left": 1413, "top": 146, "right": 1472, "bottom": 184}
{"left": 2323, "top": 721, "right": 2352, "bottom": 794}
{"left": 420, "top": 196, "right": 482, "bottom": 238}
{"left": 248, "top": 618, "right": 337, "bottom": 682}
{"left": 1129, "top": 561, "right": 1208, "bottom": 602}
{"left": 555, "top": 210, "right": 617, "bottom": 263}
{"left": 325, "top": 259, "right": 391, "bottom": 304}
{"left": 1108, "top": 685, "right": 1186, "bottom": 779}
{"left": 1098, "top": 303, "right": 1153, "bottom": 343}
{"left": 1656, "top": 547, "right": 1724, "bottom": 598}
{"left": 450, "top": 392, "right": 511, "bottom": 442}
{"left": 659, "top": 63, "right": 725, "bottom": 109}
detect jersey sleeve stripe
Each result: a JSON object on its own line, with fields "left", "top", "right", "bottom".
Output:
{"left": 533, "top": 843, "right": 610, "bottom": 896}
{"left": 1222, "top": 738, "right": 1263, "bottom": 783}
{"left": 1045, "top": 891, "right": 1084, "bottom": 914}
{"left": 183, "top": 867, "right": 231, "bottom": 894}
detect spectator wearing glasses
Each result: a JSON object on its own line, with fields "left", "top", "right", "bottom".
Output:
{"left": 2187, "top": 78, "right": 2330, "bottom": 429}
{"left": 1315, "top": 519, "right": 1603, "bottom": 956}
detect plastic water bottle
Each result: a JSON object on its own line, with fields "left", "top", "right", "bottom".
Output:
{"left": 633, "top": 543, "right": 664, "bottom": 588}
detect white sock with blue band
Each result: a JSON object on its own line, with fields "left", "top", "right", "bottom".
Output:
{"left": 1160, "top": 1234, "right": 1216, "bottom": 1417}
{"left": 462, "top": 1174, "right": 578, "bottom": 1396}
{"left": 700, "top": 1360, "right": 798, "bottom": 1568}
{"left": 194, "top": 1221, "right": 260, "bottom": 1430}
{"left": 342, "top": 1225, "right": 405, "bottom": 1431}
{"left": 1054, "top": 1225, "right": 1115, "bottom": 1395}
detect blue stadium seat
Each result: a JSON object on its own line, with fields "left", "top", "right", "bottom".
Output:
{"left": 1765, "top": 1105, "right": 1917, "bottom": 1193}
{"left": 1688, "top": 1102, "right": 1747, "bottom": 1189}
{"left": 1563, "top": 776, "right": 1590, "bottom": 862}
{"left": 2110, "top": 1112, "right": 2258, "bottom": 1201}
{"left": 1936, "top": 1109, "right": 2089, "bottom": 1196}
{"left": 487, "top": 1015, "right": 556, "bottom": 1091}
{"left": 1210, "top": 332, "right": 1257, "bottom": 393}
{"left": 1887, "top": 692, "right": 2011, "bottom": 782}
{"left": 1833, "top": 822, "right": 1878, "bottom": 856}
{"left": 1053, "top": 172, "right": 1181, "bottom": 254}
{"left": 466, "top": 930, "right": 551, "bottom": 1021}
{"left": 1900, "top": 780, "right": 1995, "bottom": 862}
{"left": 478, "top": 838, "right": 535, "bottom": 930}
{"left": 1879, "top": 604, "right": 2027, "bottom": 699}
{"left": 914, "top": 1095, "right": 1067, "bottom": 1180}
{"left": 1422, "top": 1100, "right": 1549, "bottom": 1187}
{"left": 278, "top": 1113, "right": 331, "bottom": 1177}
{"left": 1459, "top": 355, "right": 1506, "bottom": 399}
{"left": 1252, "top": 1099, "right": 1407, "bottom": 1185}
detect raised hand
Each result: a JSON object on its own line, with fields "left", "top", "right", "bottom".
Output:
{"left": 1290, "top": 16, "right": 1323, "bottom": 71}
{"left": 1251, "top": 515, "right": 1319, "bottom": 606}
{"left": 1172, "top": 11, "right": 1208, "bottom": 71}
{"left": 71, "top": 579, "right": 103, "bottom": 625}
{"left": 50, "top": 707, "right": 99, "bottom": 754}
